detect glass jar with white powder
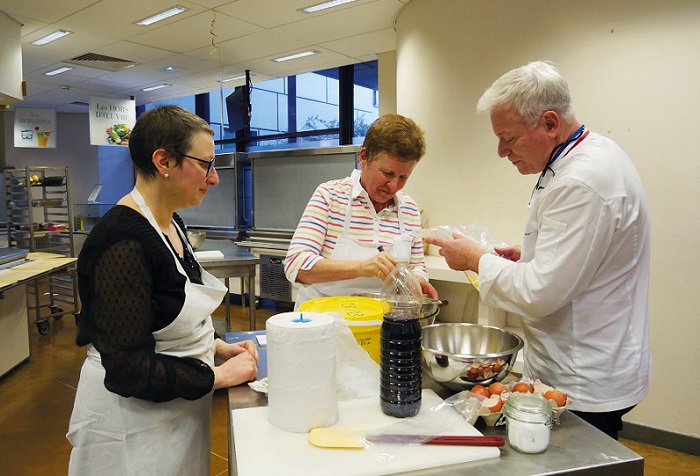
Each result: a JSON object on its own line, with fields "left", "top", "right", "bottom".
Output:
{"left": 504, "top": 393, "right": 553, "bottom": 454}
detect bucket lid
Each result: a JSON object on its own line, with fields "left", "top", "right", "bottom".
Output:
{"left": 299, "top": 296, "right": 384, "bottom": 323}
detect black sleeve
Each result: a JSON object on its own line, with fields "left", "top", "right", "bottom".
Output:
{"left": 89, "top": 239, "right": 214, "bottom": 402}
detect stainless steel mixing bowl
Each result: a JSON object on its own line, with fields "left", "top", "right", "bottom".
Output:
{"left": 422, "top": 323, "right": 524, "bottom": 390}
{"left": 352, "top": 292, "right": 446, "bottom": 321}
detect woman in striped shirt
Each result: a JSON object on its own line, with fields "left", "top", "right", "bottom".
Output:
{"left": 285, "top": 114, "right": 438, "bottom": 309}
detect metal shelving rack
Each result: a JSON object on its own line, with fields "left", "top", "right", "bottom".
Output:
{"left": 3, "top": 166, "right": 78, "bottom": 334}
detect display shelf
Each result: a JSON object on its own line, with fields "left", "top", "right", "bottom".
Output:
{"left": 3, "top": 166, "right": 78, "bottom": 334}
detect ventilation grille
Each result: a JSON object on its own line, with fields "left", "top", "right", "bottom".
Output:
{"left": 259, "top": 255, "right": 292, "bottom": 303}
{"left": 65, "top": 53, "right": 137, "bottom": 71}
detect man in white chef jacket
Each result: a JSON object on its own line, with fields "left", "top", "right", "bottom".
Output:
{"left": 427, "top": 61, "right": 651, "bottom": 440}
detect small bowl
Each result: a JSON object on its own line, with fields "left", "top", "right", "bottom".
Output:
{"left": 186, "top": 230, "right": 206, "bottom": 249}
{"left": 422, "top": 323, "right": 523, "bottom": 390}
{"left": 352, "top": 292, "right": 446, "bottom": 319}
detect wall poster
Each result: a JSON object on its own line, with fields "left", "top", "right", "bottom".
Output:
{"left": 14, "top": 108, "right": 57, "bottom": 148}
{"left": 89, "top": 96, "right": 136, "bottom": 147}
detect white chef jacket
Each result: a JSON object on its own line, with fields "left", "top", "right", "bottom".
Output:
{"left": 478, "top": 131, "right": 651, "bottom": 413}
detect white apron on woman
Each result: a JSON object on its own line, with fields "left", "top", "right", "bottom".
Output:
{"left": 294, "top": 196, "right": 407, "bottom": 310}
{"left": 67, "top": 189, "right": 227, "bottom": 475}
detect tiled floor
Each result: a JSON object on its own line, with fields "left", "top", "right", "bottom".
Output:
{"left": 1, "top": 303, "right": 698, "bottom": 475}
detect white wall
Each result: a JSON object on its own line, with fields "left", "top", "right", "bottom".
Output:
{"left": 377, "top": 50, "right": 397, "bottom": 116}
{"left": 0, "top": 11, "right": 23, "bottom": 105}
{"left": 394, "top": 0, "right": 700, "bottom": 437}
{"left": 2, "top": 112, "right": 99, "bottom": 205}
{"left": 2, "top": 111, "right": 133, "bottom": 206}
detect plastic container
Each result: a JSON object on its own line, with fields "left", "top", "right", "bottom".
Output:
{"left": 379, "top": 236, "right": 423, "bottom": 418}
{"left": 299, "top": 296, "right": 384, "bottom": 363}
{"left": 504, "top": 393, "right": 553, "bottom": 454}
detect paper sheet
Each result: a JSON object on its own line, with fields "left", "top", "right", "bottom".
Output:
{"left": 231, "top": 389, "right": 500, "bottom": 476}
{"left": 195, "top": 250, "right": 224, "bottom": 260}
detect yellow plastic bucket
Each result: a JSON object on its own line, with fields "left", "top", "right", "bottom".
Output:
{"left": 299, "top": 296, "right": 385, "bottom": 363}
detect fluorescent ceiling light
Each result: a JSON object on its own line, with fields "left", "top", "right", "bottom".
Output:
{"left": 135, "top": 5, "right": 187, "bottom": 26}
{"left": 141, "top": 84, "right": 171, "bottom": 92}
{"left": 44, "top": 66, "right": 75, "bottom": 76}
{"left": 273, "top": 50, "right": 319, "bottom": 62}
{"left": 161, "top": 66, "right": 183, "bottom": 73}
{"left": 219, "top": 73, "right": 255, "bottom": 83}
{"left": 299, "top": 0, "right": 358, "bottom": 14}
{"left": 32, "top": 30, "right": 72, "bottom": 46}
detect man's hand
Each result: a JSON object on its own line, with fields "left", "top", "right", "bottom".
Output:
{"left": 494, "top": 245, "right": 521, "bottom": 262}
{"left": 425, "top": 233, "right": 487, "bottom": 272}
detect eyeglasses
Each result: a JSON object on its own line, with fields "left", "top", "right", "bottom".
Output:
{"left": 176, "top": 152, "right": 215, "bottom": 176}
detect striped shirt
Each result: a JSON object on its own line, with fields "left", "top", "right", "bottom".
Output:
{"left": 284, "top": 169, "right": 429, "bottom": 284}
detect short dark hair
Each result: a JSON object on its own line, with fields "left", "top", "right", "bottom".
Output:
{"left": 362, "top": 113, "right": 426, "bottom": 163}
{"left": 128, "top": 105, "right": 214, "bottom": 179}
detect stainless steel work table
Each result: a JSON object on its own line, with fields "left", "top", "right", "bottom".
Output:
{"left": 226, "top": 331, "right": 643, "bottom": 476}
{"left": 196, "top": 239, "right": 259, "bottom": 330}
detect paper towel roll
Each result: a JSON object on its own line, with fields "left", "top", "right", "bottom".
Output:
{"left": 267, "top": 312, "right": 338, "bottom": 433}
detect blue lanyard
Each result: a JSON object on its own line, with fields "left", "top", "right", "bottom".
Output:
{"left": 547, "top": 124, "right": 586, "bottom": 168}
{"left": 533, "top": 124, "right": 586, "bottom": 192}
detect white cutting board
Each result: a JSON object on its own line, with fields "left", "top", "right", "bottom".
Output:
{"left": 231, "top": 389, "right": 500, "bottom": 475}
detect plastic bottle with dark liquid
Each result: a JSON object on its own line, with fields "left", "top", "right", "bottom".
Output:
{"left": 380, "top": 237, "right": 423, "bottom": 418}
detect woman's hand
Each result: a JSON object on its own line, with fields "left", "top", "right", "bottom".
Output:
{"left": 215, "top": 339, "right": 259, "bottom": 362}
{"left": 356, "top": 251, "right": 397, "bottom": 281}
{"left": 213, "top": 352, "right": 258, "bottom": 390}
{"left": 212, "top": 339, "right": 260, "bottom": 389}
{"left": 419, "top": 279, "right": 439, "bottom": 299}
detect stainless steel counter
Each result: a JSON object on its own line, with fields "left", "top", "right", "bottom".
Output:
{"left": 197, "top": 239, "right": 258, "bottom": 330}
{"left": 226, "top": 331, "right": 643, "bottom": 476}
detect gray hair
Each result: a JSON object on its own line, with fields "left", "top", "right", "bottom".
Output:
{"left": 476, "top": 61, "right": 576, "bottom": 127}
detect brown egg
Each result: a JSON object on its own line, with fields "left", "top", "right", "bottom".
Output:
{"left": 544, "top": 389, "right": 568, "bottom": 407}
{"left": 482, "top": 395, "right": 504, "bottom": 413}
{"left": 488, "top": 382, "right": 507, "bottom": 395}
{"left": 466, "top": 366, "right": 481, "bottom": 379}
{"left": 471, "top": 384, "right": 490, "bottom": 398}
{"left": 511, "top": 382, "right": 533, "bottom": 393}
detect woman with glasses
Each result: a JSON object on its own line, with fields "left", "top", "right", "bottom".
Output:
{"left": 67, "top": 105, "right": 258, "bottom": 475}
{"left": 285, "top": 113, "right": 438, "bottom": 310}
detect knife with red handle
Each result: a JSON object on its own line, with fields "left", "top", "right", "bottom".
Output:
{"left": 368, "top": 435, "right": 506, "bottom": 446}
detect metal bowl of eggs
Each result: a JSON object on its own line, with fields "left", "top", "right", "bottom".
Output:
{"left": 186, "top": 230, "right": 206, "bottom": 250}
{"left": 422, "top": 323, "right": 524, "bottom": 390}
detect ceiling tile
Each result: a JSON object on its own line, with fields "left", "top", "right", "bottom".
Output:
{"left": 321, "top": 27, "right": 396, "bottom": 57}
{"left": 0, "top": 0, "right": 96, "bottom": 23}
{"left": 129, "top": 10, "right": 262, "bottom": 54}
{"left": 3, "top": 0, "right": 405, "bottom": 112}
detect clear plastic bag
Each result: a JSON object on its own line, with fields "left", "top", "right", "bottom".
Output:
{"left": 418, "top": 224, "right": 510, "bottom": 290}
{"left": 361, "top": 398, "right": 476, "bottom": 463}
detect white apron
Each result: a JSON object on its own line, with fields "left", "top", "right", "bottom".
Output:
{"left": 294, "top": 196, "right": 406, "bottom": 310}
{"left": 67, "top": 188, "right": 227, "bottom": 476}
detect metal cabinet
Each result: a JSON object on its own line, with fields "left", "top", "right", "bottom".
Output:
{"left": 3, "top": 166, "right": 77, "bottom": 334}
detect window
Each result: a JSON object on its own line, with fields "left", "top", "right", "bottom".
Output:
{"left": 138, "top": 60, "right": 378, "bottom": 230}
{"left": 142, "top": 95, "right": 196, "bottom": 113}
{"left": 215, "top": 60, "right": 378, "bottom": 153}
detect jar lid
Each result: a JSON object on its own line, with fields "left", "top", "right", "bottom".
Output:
{"left": 505, "top": 393, "right": 552, "bottom": 423}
